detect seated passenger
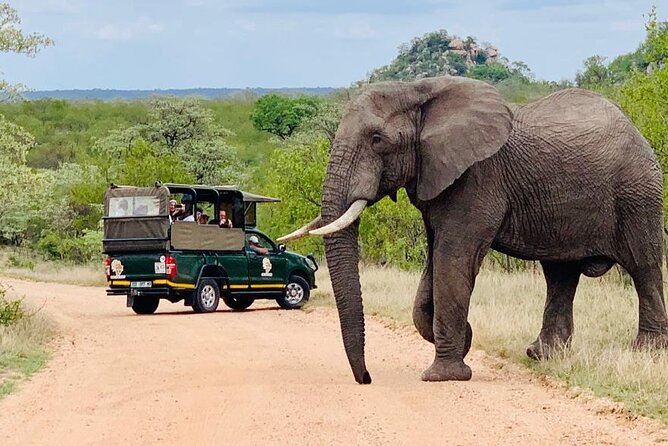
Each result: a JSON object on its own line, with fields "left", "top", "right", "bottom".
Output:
{"left": 178, "top": 198, "right": 195, "bottom": 222}
{"left": 248, "top": 235, "right": 268, "bottom": 255}
{"left": 197, "top": 212, "right": 210, "bottom": 224}
{"left": 217, "top": 210, "right": 233, "bottom": 228}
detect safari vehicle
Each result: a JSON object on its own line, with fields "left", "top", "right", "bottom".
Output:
{"left": 103, "top": 183, "right": 318, "bottom": 314}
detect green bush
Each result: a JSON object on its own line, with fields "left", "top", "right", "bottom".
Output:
{"left": 0, "top": 285, "right": 24, "bottom": 326}
{"left": 6, "top": 253, "right": 35, "bottom": 270}
{"left": 36, "top": 230, "right": 102, "bottom": 263}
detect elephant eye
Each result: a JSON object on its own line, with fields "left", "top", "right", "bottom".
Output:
{"left": 371, "top": 134, "right": 382, "bottom": 145}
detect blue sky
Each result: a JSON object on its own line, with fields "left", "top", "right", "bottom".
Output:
{"left": 4, "top": 0, "right": 661, "bottom": 89}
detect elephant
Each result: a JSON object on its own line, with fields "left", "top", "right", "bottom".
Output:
{"left": 278, "top": 75, "right": 668, "bottom": 385}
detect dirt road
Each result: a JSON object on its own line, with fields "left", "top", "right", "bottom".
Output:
{"left": 0, "top": 278, "right": 664, "bottom": 445}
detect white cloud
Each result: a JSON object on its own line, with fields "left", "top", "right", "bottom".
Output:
{"left": 94, "top": 17, "right": 165, "bottom": 42}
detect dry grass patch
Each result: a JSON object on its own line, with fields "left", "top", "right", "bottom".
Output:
{"left": 0, "top": 288, "right": 54, "bottom": 398}
{"left": 0, "top": 248, "right": 105, "bottom": 287}
{"left": 311, "top": 265, "right": 668, "bottom": 424}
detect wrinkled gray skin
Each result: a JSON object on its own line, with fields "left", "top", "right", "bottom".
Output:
{"left": 320, "top": 75, "right": 668, "bottom": 384}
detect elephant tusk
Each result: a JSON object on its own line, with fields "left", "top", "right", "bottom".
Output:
{"left": 309, "top": 200, "right": 367, "bottom": 237}
{"left": 277, "top": 215, "right": 323, "bottom": 242}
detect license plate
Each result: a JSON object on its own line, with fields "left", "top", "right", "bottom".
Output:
{"left": 131, "top": 281, "right": 152, "bottom": 288}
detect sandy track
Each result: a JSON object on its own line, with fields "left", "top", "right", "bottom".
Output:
{"left": 0, "top": 278, "right": 664, "bottom": 445}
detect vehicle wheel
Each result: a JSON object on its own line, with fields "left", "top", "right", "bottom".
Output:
{"left": 132, "top": 297, "right": 160, "bottom": 315}
{"left": 277, "top": 276, "right": 309, "bottom": 309}
{"left": 193, "top": 279, "right": 220, "bottom": 313}
{"left": 222, "top": 294, "right": 254, "bottom": 310}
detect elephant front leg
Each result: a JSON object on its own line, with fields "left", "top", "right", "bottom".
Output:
{"left": 413, "top": 254, "right": 435, "bottom": 343}
{"left": 413, "top": 247, "right": 473, "bottom": 355}
{"left": 421, "top": 255, "right": 477, "bottom": 382}
{"left": 527, "top": 261, "right": 580, "bottom": 360}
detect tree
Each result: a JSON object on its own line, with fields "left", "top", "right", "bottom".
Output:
{"left": 93, "top": 96, "right": 243, "bottom": 186}
{"left": 468, "top": 62, "right": 512, "bottom": 83}
{"left": 251, "top": 94, "right": 319, "bottom": 139}
{"left": 0, "top": 3, "right": 53, "bottom": 100}
{"left": 575, "top": 55, "right": 610, "bottom": 88}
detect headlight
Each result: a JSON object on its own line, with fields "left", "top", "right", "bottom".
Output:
{"left": 305, "top": 257, "right": 317, "bottom": 270}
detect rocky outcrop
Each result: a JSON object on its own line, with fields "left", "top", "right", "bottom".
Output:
{"left": 366, "top": 30, "right": 506, "bottom": 83}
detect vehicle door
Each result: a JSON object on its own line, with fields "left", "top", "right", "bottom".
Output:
{"left": 245, "top": 232, "right": 287, "bottom": 291}
{"left": 216, "top": 250, "right": 249, "bottom": 291}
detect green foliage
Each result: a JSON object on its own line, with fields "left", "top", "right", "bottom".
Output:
{"left": 0, "top": 99, "right": 147, "bottom": 168}
{"left": 359, "top": 192, "right": 425, "bottom": 270}
{"left": 205, "top": 99, "right": 275, "bottom": 165}
{"left": 575, "top": 55, "right": 612, "bottom": 88}
{"left": 367, "top": 30, "right": 459, "bottom": 81}
{"left": 93, "top": 96, "right": 243, "bottom": 186}
{"left": 445, "top": 53, "right": 469, "bottom": 76}
{"left": 0, "top": 3, "right": 53, "bottom": 100}
{"left": 0, "top": 285, "right": 24, "bottom": 327}
{"left": 643, "top": 6, "right": 668, "bottom": 66}
{"left": 36, "top": 230, "right": 102, "bottom": 263}
{"left": 468, "top": 62, "right": 513, "bottom": 83}
{"left": 260, "top": 136, "right": 329, "bottom": 256}
{"left": 251, "top": 94, "right": 319, "bottom": 139}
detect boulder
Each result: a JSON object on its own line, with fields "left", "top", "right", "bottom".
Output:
{"left": 448, "top": 38, "right": 464, "bottom": 50}
{"left": 485, "top": 46, "right": 498, "bottom": 58}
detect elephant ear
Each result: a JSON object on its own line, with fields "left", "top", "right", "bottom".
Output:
{"left": 414, "top": 76, "right": 513, "bottom": 201}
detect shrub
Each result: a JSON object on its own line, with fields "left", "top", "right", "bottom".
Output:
{"left": 0, "top": 285, "right": 24, "bottom": 326}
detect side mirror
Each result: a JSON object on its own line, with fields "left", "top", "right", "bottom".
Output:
{"left": 278, "top": 244, "right": 286, "bottom": 253}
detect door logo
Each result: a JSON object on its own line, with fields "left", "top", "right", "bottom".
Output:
{"left": 110, "top": 259, "right": 125, "bottom": 279}
{"left": 261, "top": 257, "right": 273, "bottom": 277}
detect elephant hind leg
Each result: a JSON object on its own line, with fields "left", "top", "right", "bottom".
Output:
{"left": 626, "top": 263, "right": 668, "bottom": 349}
{"left": 527, "top": 261, "right": 580, "bottom": 360}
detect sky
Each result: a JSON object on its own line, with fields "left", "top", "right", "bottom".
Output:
{"left": 3, "top": 0, "right": 662, "bottom": 90}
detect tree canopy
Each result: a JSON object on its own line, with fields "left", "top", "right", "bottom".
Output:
{"left": 251, "top": 94, "right": 320, "bottom": 139}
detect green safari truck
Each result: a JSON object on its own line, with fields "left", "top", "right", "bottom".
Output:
{"left": 104, "top": 183, "right": 317, "bottom": 314}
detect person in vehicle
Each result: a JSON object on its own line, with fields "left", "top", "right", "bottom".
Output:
{"left": 196, "top": 208, "right": 210, "bottom": 224}
{"left": 248, "top": 235, "right": 268, "bottom": 255}
{"left": 177, "top": 195, "right": 195, "bottom": 222}
{"left": 217, "top": 209, "right": 233, "bottom": 228}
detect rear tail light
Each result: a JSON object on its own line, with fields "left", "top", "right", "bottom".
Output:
{"left": 165, "top": 255, "right": 177, "bottom": 278}
{"left": 104, "top": 257, "right": 111, "bottom": 280}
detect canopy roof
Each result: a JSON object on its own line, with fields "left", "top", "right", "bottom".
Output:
{"left": 161, "top": 183, "right": 280, "bottom": 203}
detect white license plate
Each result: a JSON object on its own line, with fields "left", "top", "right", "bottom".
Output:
{"left": 131, "top": 281, "right": 152, "bottom": 288}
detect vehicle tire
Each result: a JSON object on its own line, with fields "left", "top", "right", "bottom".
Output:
{"left": 222, "top": 294, "right": 254, "bottom": 310}
{"left": 132, "top": 297, "right": 160, "bottom": 315}
{"left": 193, "top": 279, "right": 220, "bottom": 313}
{"left": 277, "top": 276, "right": 309, "bottom": 309}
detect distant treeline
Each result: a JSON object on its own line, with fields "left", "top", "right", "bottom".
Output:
{"left": 23, "top": 87, "right": 338, "bottom": 101}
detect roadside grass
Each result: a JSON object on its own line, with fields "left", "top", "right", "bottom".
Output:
{"left": 310, "top": 265, "right": 668, "bottom": 425}
{"left": 0, "top": 295, "right": 54, "bottom": 398}
{"left": 0, "top": 248, "right": 106, "bottom": 287}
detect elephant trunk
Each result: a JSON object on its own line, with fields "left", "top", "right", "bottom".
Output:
{"left": 321, "top": 147, "right": 371, "bottom": 385}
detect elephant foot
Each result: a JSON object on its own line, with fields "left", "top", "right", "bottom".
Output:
{"left": 421, "top": 359, "right": 472, "bottom": 382}
{"left": 415, "top": 322, "right": 473, "bottom": 360}
{"left": 526, "top": 336, "right": 570, "bottom": 361}
{"left": 633, "top": 330, "right": 668, "bottom": 350}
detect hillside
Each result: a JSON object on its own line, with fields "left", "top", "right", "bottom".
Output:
{"left": 23, "top": 87, "right": 337, "bottom": 101}
{"left": 367, "top": 30, "right": 501, "bottom": 82}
